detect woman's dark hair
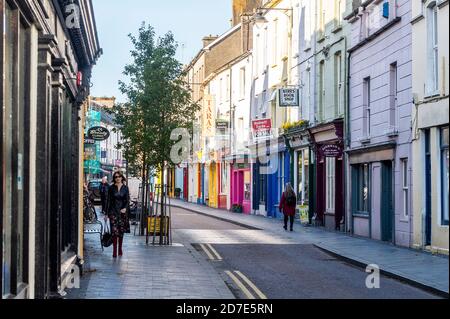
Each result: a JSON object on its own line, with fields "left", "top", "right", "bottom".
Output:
{"left": 113, "top": 171, "right": 126, "bottom": 184}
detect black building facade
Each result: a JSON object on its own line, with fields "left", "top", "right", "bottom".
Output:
{"left": 1, "top": 0, "right": 101, "bottom": 299}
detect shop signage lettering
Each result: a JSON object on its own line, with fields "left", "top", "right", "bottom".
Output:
{"left": 252, "top": 119, "right": 273, "bottom": 141}
{"left": 216, "top": 120, "right": 229, "bottom": 130}
{"left": 279, "top": 88, "right": 299, "bottom": 107}
{"left": 319, "top": 144, "right": 342, "bottom": 157}
{"left": 88, "top": 126, "right": 110, "bottom": 141}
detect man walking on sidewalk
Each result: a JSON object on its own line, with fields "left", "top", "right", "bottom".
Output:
{"left": 279, "top": 183, "right": 297, "bottom": 232}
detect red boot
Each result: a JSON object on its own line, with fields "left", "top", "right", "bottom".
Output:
{"left": 112, "top": 237, "right": 118, "bottom": 258}
{"left": 118, "top": 237, "right": 123, "bottom": 257}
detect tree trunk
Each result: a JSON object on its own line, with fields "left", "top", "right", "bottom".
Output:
{"left": 140, "top": 155, "right": 147, "bottom": 236}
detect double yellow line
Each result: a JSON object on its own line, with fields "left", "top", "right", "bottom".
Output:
{"left": 200, "top": 243, "right": 223, "bottom": 261}
{"left": 225, "top": 270, "right": 267, "bottom": 299}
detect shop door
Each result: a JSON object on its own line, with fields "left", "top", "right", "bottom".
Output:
{"left": 381, "top": 161, "right": 393, "bottom": 242}
{"left": 425, "top": 130, "right": 432, "bottom": 246}
{"left": 238, "top": 171, "right": 244, "bottom": 205}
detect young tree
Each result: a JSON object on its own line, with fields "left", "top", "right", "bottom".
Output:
{"left": 112, "top": 23, "right": 199, "bottom": 235}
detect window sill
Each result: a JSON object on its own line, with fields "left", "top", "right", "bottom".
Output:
{"left": 424, "top": 92, "right": 441, "bottom": 100}
{"left": 331, "top": 25, "right": 343, "bottom": 34}
{"left": 359, "top": 137, "right": 371, "bottom": 145}
{"left": 411, "top": 14, "right": 424, "bottom": 25}
{"left": 438, "top": 0, "right": 449, "bottom": 9}
{"left": 353, "top": 212, "right": 370, "bottom": 218}
{"left": 399, "top": 218, "right": 410, "bottom": 223}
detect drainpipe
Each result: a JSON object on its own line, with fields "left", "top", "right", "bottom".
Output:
{"left": 346, "top": 43, "right": 353, "bottom": 234}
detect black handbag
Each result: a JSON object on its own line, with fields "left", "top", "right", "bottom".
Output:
{"left": 101, "top": 220, "right": 114, "bottom": 248}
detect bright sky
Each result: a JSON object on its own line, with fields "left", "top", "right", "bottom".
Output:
{"left": 90, "top": 0, "right": 231, "bottom": 103}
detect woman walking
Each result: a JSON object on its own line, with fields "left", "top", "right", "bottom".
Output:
{"left": 106, "top": 171, "right": 131, "bottom": 258}
{"left": 279, "top": 183, "right": 297, "bottom": 232}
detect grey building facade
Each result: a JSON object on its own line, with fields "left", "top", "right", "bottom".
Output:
{"left": 1, "top": 0, "right": 101, "bottom": 299}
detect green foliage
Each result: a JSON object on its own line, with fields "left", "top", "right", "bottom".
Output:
{"left": 112, "top": 23, "right": 200, "bottom": 175}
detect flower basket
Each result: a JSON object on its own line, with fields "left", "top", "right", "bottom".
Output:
{"left": 232, "top": 204, "right": 243, "bottom": 214}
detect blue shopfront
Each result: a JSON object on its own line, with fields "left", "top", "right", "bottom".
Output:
{"left": 252, "top": 140, "right": 291, "bottom": 218}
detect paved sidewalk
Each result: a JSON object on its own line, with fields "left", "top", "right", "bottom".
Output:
{"left": 66, "top": 220, "right": 234, "bottom": 299}
{"left": 171, "top": 199, "right": 449, "bottom": 296}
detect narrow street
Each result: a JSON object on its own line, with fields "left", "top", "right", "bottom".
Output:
{"left": 67, "top": 206, "right": 440, "bottom": 299}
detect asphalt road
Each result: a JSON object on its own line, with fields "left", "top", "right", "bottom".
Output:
{"left": 171, "top": 207, "right": 440, "bottom": 300}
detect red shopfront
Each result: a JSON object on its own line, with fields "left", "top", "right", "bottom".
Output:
{"left": 309, "top": 120, "right": 345, "bottom": 231}
{"left": 231, "top": 162, "right": 251, "bottom": 214}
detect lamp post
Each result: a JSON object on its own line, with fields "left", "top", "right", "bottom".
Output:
{"left": 252, "top": 7, "right": 293, "bottom": 28}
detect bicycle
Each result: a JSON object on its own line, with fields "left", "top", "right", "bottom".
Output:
{"left": 83, "top": 191, "right": 98, "bottom": 223}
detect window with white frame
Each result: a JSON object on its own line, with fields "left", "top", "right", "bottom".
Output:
{"left": 239, "top": 67, "right": 246, "bottom": 99}
{"left": 319, "top": 0, "right": 325, "bottom": 35}
{"left": 326, "top": 157, "right": 336, "bottom": 212}
{"left": 273, "top": 19, "right": 278, "bottom": 65}
{"left": 427, "top": 2, "right": 439, "bottom": 95}
{"left": 226, "top": 74, "right": 230, "bottom": 102}
{"left": 319, "top": 61, "right": 325, "bottom": 121}
{"left": 389, "top": 62, "right": 398, "bottom": 130}
{"left": 219, "top": 78, "right": 223, "bottom": 103}
{"left": 335, "top": 0, "right": 342, "bottom": 27}
{"left": 255, "top": 34, "right": 260, "bottom": 75}
{"left": 363, "top": 77, "right": 371, "bottom": 137}
{"left": 335, "top": 52, "right": 342, "bottom": 116}
{"left": 402, "top": 159, "right": 409, "bottom": 218}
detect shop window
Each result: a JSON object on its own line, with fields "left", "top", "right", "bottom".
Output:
{"left": 441, "top": 127, "right": 449, "bottom": 226}
{"left": 326, "top": 158, "right": 336, "bottom": 213}
{"left": 2, "top": 3, "right": 30, "bottom": 297}
{"left": 278, "top": 153, "right": 285, "bottom": 200}
{"left": 402, "top": 159, "right": 409, "bottom": 218}
{"left": 259, "top": 173, "right": 266, "bottom": 205}
{"left": 221, "top": 164, "right": 228, "bottom": 194}
{"left": 244, "top": 171, "right": 251, "bottom": 201}
{"left": 353, "top": 164, "right": 371, "bottom": 215}
{"left": 297, "top": 149, "right": 310, "bottom": 205}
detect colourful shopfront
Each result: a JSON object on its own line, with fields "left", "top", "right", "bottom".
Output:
{"left": 231, "top": 162, "right": 251, "bottom": 214}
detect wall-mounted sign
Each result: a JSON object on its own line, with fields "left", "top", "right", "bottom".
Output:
{"left": 279, "top": 88, "right": 300, "bottom": 107}
{"left": 319, "top": 144, "right": 343, "bottom": 158}
{"left": 216, "top": 120, "right": 229, "bottom": 130}
{"left": 252, "top": 119, "right": 273, "bottom": 141}
{"left": 203, "top": 95, "right": 215, "bottom": 137}
{"left": 88, "top": 126, "right": 110, "bottom": 141}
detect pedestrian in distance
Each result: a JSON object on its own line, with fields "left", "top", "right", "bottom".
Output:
{"left": 106, "top": 171, "right": 131, "bottom": 258}
{"left": 279, "top": 183, "right": 297, "bottom": 232}
{"left": 100, "top": 176, "right": 110, "bottom": 215}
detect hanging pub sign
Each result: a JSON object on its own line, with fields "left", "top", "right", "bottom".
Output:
{"left": 279, "top": 88, "right": 299, "bottom": 107}
{"left": 88, "top": 126, "right": 110, "bottom": 141}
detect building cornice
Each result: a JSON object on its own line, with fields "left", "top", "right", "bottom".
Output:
{"left": 348, "top": 17, "right": 401, "bottom": 53}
